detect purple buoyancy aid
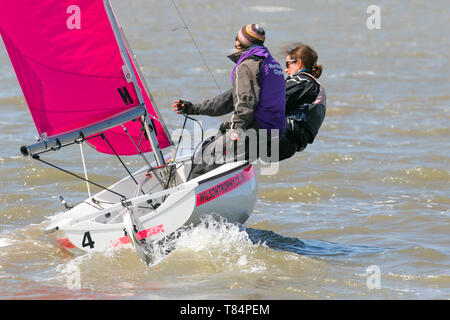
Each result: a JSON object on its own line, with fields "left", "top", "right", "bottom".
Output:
{"left": 232, "top": 46, "right": 286, "bottom": 135}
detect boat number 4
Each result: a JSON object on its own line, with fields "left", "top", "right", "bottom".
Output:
{"left": 82, "top": 231, "right": 95, "bottom": 249}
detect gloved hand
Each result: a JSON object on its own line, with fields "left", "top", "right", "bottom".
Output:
{"left": 172, "top": 100, "right": 193, "bottom": 115}
{"left": 219, "top": 121, "right": 231, "bottom": 134}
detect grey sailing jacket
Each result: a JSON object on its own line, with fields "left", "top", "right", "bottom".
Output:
{"left": 182, "top": 51, "right": 263, "bottom": 131}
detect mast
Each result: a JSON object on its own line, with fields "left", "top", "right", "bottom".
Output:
{"left": 120, "top": 32, "right": 174, "bottom": 147}
{"left": 103, "top": 0, "right": 165, "bottom": 167}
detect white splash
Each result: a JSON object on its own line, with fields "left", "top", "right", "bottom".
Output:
{"left": 55, "top": 253, "right": 89, "bottom": 290}
{"left": 142, "top": 216, "right": 260, "bottom": 267}
{"left": 237, "top": 255, "right": 248, "bottom": 266}
{"left": 0, "top": 238, "right": 15, "bottom": 248}
{"left": 44, "top": 210, "right": 68, "bottom": 221}
{"left": 174, "top": 216, "right": 254, "bottom": 251}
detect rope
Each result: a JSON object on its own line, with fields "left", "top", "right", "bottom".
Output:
{"left": 171, "top": 0, "right": 222, "bottom": 94}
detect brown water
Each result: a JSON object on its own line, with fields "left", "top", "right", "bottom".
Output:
{"left": 0, "top": 0, "right": 449, "bottom": 299}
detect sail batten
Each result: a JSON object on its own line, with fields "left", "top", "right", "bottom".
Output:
{"left": 0, "top": 0, "right": 171, "bottom": 156}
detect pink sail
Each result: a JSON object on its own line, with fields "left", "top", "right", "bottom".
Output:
{"left": 0, "top": 0, "right": 171, "bottom": 155}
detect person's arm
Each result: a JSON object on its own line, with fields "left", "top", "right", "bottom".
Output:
{"left": 285, "top": 75, "right": 319, "bottom": 114}
{"left": 230, "top": 58, "right": 261, "bottom": 130}
{"left": 183, "top": 89, "right": 234, "bottom": 116}
{"left": 285, "top": 76, "right": 307, "bottom": 114}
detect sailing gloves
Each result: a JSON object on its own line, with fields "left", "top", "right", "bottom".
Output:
{"left": 172, "top": 101, "right": 237, "bottom": 140}
{"left": 172, "top": 100, "right": 193, "bottom": 115}
{"left": 219, "top": 121, "right": 231, "bottom": 134}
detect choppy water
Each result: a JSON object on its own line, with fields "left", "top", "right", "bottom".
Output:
{"left": 0, "top": 0, "right": 449, "bottom": 300}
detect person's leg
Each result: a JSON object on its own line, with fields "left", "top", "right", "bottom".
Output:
{"left": 188, "top": 129, "right": 268, "bottom": 180}
{"left": 278, "top": 133, "right": 299, "bottom": 161}
{"left": 187, "top": 134, "right": 226, "bottom": 180}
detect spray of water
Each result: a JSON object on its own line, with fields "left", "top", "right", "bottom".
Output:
{"left": 142, "top": 215, "right": 259, "bottom": 266}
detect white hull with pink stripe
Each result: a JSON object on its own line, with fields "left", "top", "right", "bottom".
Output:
{"left": 46, "top": 158, "right": 257, "bottom": 262}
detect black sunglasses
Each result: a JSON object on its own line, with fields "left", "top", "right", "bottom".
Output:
{"left": 285, "top": 59, "right": 297, "bottom": 68}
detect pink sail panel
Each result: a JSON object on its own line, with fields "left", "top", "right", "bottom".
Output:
{"left": 86, "top": 15, "right": 172, "bottom": 155}
{"left": 0, "top": 0, "right": 171, "bottom": 155}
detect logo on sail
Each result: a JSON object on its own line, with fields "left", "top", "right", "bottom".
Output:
{"left": 117, "top": 86, "right": 134, "bottom": 105}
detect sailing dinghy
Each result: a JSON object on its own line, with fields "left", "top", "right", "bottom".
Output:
{"left": 0, "top": 0, "right": 257, "bottom": 265}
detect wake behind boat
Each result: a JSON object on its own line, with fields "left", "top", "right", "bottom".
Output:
{"left": 0, "top": 0, "right": 257, "bottom": 265}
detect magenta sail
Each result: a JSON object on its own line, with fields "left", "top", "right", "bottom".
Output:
{"left": 0, "top": 0, "right": 171, "bottom": 155}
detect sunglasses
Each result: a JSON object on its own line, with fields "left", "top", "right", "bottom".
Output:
{"left": 285, "top": 59, "right": 298, "bottom": 68}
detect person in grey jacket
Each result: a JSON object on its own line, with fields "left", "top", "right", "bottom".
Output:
{"left": 173, "top": 24, "right": 286, "bottom": 179}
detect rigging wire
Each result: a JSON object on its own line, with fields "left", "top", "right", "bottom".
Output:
{"left": 101, "top": 134, "right": 144, "bottom": 192}
{"left": 170, "top": 0, "right": 222, "bottom": 94}
{"left": 165, "top": 114, "right": 188, "bottom": 189}
{"left": 79, "top": 142, "right": 92, "bottom": 199}
{"left": 169, "top": 1, "right": 215, "bottom": 183}
{"left": 101, "top": 133, "right": 158, "bottom": 210}
{"left": 170, "top": 1, "right": 216, "bottom": 182}
{"left": 31, "top": 154, "right": 126, "bottom": 199}
{"left": 121, "top": 123, "right": 166, "bottom": 190}
{"left": 166, "top": 114, "right": 189, "bottom": 189}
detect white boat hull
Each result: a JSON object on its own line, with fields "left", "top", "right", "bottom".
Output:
{"left": 49, "top": 160, "right": 257, "bottom": 255}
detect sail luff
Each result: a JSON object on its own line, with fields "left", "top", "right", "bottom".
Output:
{"left": 103, "top": 0, "right": 165, "bottom": 166}
{"left": 102, "top": 1, "right": 144, "bottom": 108}
{"left": 120, "top": 32, "right": 174, "bottom": 147}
